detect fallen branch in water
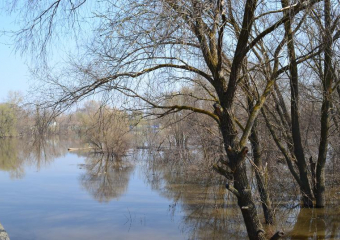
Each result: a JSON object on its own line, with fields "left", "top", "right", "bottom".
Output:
{"left": 68, "top": 147, "right": 94, "bottom": 152}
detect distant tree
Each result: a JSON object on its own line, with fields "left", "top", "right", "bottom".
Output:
{"left": 0, "top": 103, "right": 17, "bottom": 137}
{"left": 77, "top": 101, "right": 131, "bottom": 156}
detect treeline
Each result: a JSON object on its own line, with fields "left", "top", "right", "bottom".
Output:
{"left": 0, "top": 92, "right": 222, "bottom": 158}
{"left": 0, "top": 97, "right": 131, "bottom": 140}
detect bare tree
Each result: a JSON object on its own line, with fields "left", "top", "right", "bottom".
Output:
{"left": 76, "top": 101, "right": 131, "bottom": 156}
{"left": 259, "top": 0, "right": 340, "bottom": 208}
{"left": 6, "top": 0, "right": 331, "bottom": 239}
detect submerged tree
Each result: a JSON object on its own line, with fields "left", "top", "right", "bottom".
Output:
{"left": 5, "top": 0, "right": 337, "bottom": 239}
{"left": 260, "top": 0, "right": 340, "bottom": 208}
{"left": 76, "top": 100, "right": 131, "bottom": 156}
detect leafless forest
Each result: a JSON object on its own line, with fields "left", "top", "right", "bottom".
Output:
{"left": 1, "top": 0, "right": 340, "bottom": 239}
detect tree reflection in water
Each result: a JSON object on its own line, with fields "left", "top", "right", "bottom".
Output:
{"left": 140, "top": 148, "right": 340, "bottom": 240}
{"left": 284, "top": 196, "right": 340, "bottom": 239}
{"left": 0, "top": 138, "right": 340, "bottom": 239}
{"left": 0, "top": 136, "right": 72, "bottom": 179}
{"left": 0, "top": 138, "right": 25, "bottom": 179}
{"left": 80, "top": 153, "right": 134, "bottom": 202}
{"left": 27, "top": 136, "right": 71, "bottom": 169}
{"left": 141, "top": 148, "right": 247, "bottom": 240}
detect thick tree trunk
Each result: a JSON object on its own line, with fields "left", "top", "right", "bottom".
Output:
{"left": 213, "top": 90, "right": 284, "bottom": 240}
{"left": 215, "top": 110, "right": 266, "bottom": 240}
{"left": 316, "top": 0, "right": 332, "bottom": 208}
{"left": 228, "top": 147, "right": 267, "bottom": 240}
{"left": 281, "top": 0, "right": 314, "bottom": 207}
{"left": 211, "top": 0, "right": 283, "bottom": 236}
{"left": 223, "top": 146, "right": 283, "bottom": 239}
{"left": 316, "top": 99, "right": 328, "bottom": 207}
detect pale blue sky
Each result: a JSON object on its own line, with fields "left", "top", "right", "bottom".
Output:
{"left": 0, "top": 3, "right": 94, "bottom": 103}
{"left": 0, "top": 13, "right": 30, "bottom": 101}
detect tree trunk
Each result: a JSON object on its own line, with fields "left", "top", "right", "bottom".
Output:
{"left": 247, "top": 94, "right": 274, "bottom": 224}
{"left": 281, "top": 0, "right": 314, "bottom": 207}
{"left": 309, "top": 157, "right": 317, "bottom": 197}
{"left": 250, "top": 120, "right": 275, "bottom": 224}
{"left": 316, "top": 0, "right": 332, "bottom": 208}
{"left": 229, "top": 148, "right": 267, "bottom": 240}
{"left": 218, "top": 112, "right": 267, "bottom": 240}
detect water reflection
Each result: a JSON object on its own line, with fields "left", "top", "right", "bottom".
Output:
{"left": 142, "top": 149, "right": 247, "bottom": 239}
{"left": 288, "top": 208, "right": 326, "bottom": 239}
{"left": 79, "top": 154, "right": 134, "bottom": 202}
{"left": 28, "top": 137, "right": 65, "bottom": 169}
{"left": 0, "top": 138, "right": 25, "bottom": 179}
{"left": 0, "top": 138, "right": 340, "bottom": 239}
{"left": 141, "top": 148, "right": 340, "bottom": 240}
{"left": 285, "top": 203, "right": 340, "bottom": 239}
{"left": 0, "top": 136, "right": 77, "bottom": 178}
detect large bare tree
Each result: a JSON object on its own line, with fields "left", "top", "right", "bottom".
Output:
{"left": 6, "top": 0, "right": 332, "bottom": 239}
{"left": 261, "top": 0, "right": 340, "bottom": 208}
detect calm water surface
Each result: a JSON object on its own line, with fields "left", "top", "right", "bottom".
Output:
{"left": 0, "top": 138, "right": 339, "bottom": 240}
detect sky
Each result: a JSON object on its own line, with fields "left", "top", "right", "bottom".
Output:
{"left": 0, "top": 13, "right": 30, "bottom": 102}
{"left": 0, "top": 2, "right": 95, "bottom": 104}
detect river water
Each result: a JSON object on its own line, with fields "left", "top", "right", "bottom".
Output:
{"left": 0, "top": 137, "right": 339, "bottom": 240}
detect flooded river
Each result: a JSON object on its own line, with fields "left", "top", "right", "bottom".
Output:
{"left": 0, "top": 137, "right": 339, "bottom": 239}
